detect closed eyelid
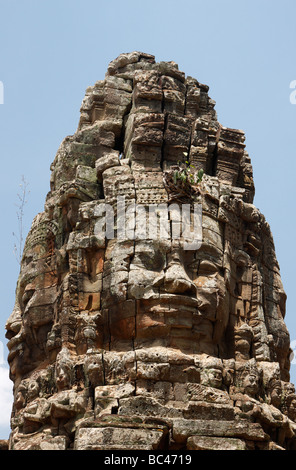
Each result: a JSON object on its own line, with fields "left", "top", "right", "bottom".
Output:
{"left": 133, "top": 252, "right": 165, "bottom": 271}
{"left": 198, "top": 260, "right": 219, "bottom": 274}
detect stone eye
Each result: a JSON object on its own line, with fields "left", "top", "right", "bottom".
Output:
{"left": 21, "top": 289, "right": 35, "bottom": 310}
{"left": 198, "top": 260, "right": 218, "bottom": 275}
{"left": 138, "top": 251, "right": 165, "bottom": 271}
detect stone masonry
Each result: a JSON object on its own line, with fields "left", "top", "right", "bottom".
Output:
{"left": 5, "top": 52, "right": 296, "bottom": 450}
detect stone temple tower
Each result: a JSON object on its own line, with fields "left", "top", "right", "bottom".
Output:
{"left": 5, "top": 52, "right": 296, "bottom": 450}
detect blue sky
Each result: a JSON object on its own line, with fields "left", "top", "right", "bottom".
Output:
{"left": 0, "top": 0, "right": 296, "bottom": 439}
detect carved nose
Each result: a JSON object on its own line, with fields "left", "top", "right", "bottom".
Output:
{"left": 163, "top": 264, "right": 197, "bottom": 296}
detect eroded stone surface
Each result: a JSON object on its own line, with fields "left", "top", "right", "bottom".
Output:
{"left": 187, "top": 436, "right": 247, "bottom": 451}
{"left": 5, "top": 52, "right": 296, "bottom": 450}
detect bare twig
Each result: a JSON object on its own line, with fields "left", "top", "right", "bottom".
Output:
{"left": 12, "top": 175, "right": 30, "bottom": 266}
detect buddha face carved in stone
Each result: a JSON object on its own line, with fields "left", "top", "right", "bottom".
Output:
{"left": 104, "top": 235, "right": 229, "bottom": 357}
{"left": 199, "top": 357, "right": 223, "bottom": 389}
{"left": 6, "top": 216, "right": 63, "bottom": 383}
{"left": 55, "top": 348, "right": 74, "bottom": 392}
{"left": 234, "top": 360, "right": 261, "bottom": 397}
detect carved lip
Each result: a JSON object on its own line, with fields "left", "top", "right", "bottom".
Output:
{"left": 7, "top": 332, "right": 24, "bottom": 362}
{"left": 138, "top": 293, "right": 200, "bottom": 311}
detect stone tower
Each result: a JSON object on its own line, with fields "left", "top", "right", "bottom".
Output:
{"left": 5, "top": 52, "right": 296, "bottom": 450}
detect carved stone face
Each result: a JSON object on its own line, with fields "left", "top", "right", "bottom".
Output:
{"left": 283, "top": 384, "right": 296, "bottom": 421}
{"left": 55, "top": 349, "right": 74, "bottom": 392}
{"left": 201, "top": 366, "right": 223, "bottom": 389}
{"left": 27, "top": 381, "right": 39, "bottom": 402}
{"left": 288, "top": 396, "right": 296, "bottom": 421}
{"left": 6, "top": 221, "right": 61, "bottom": 381}
{"left": 15, "top": 381, "right": 28, "bottom": 410}
{"left": 243, "top": 372, "right": 259, "bottom": 396}
{"left": 102, "top": 230, "right": 228, "bottom": 357}
{"left": 269, "top": 380, "right": 282, "bottom": 408}
{"left": 234, "top": 360, "right": 261, "bottom": 397}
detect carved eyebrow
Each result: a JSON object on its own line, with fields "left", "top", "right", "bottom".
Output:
{"left": 133, "top": 251, "right": 165, "bottom": 268}
{"left": 197, "top": 243, "right": 222, "bottom": 258}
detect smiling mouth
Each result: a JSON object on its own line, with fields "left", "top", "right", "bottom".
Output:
{"left": 7, "top": 340, "right": 23, "bottom": 364}
{"left": 138, "top": 293, "right": 200, "bottom": 312}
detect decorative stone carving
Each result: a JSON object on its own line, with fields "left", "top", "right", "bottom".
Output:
{"left": 5, "top": 52, "right": 296, "bottom": 450}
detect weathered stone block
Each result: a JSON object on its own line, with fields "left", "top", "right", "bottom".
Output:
{"left": 172, "top": 419, "right": 268, "bottom": 443}
{"left": 74, "top": 426, "right": 166, "bottom": 450}
{"left": 187, "top": 436, "right": 247, "bottom": 450}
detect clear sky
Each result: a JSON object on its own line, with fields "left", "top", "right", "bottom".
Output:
{"left": 0, "top": 0, "right": 296, "bottom": 439}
